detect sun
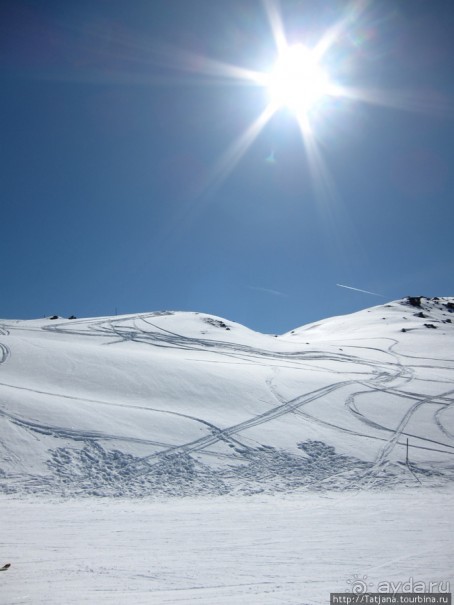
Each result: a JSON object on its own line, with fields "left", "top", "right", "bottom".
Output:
{"left": 266, "top": 44, "right": 332, "bottom": 118}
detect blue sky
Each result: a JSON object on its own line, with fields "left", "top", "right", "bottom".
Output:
{"left": 1, "top": 0, "right": 453, "bottom": 333}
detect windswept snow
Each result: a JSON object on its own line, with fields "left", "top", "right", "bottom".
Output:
{"left": 0, "top": 297, "right": 453, "bottom": 496}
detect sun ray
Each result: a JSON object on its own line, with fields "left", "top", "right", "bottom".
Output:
{"left": 296, "top": 122, "right": 365, "bottom": 266}
{"left": 335, "top": 85, "right": 454, "bottom": 118}
{"left": 262, "top": 0, "right": 288, "bottom": 56}
{"left": 160, "top": 45, "right": 265, "bottom": 84}
{"left": 202, "top": 103, "right": 277, "bottom": 195}
{"left": 298, "top": 125, "right": 338, "bottom": 212}
{"left": 312, "top": 0, "right": 370, "bottom": 62}
{"left": 146, "top": 103, "right": 277, "bottom": 254}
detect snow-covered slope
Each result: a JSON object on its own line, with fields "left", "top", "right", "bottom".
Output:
{"left": 1, "top": 297, "right": 453, "bottom": 496}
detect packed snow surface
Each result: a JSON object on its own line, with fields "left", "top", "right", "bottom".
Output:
{"left": 1, "top": 489, "right": 453, "bottom": 604}
{"left": 1, "top": 296, "right": 454, "bottom": 496}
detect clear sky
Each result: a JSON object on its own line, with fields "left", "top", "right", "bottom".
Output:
{"left": 1, "top": 0, "right": 453, "bottom": 334}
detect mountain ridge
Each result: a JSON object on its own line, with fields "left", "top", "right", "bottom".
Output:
{"left": 1, "top": 297, "right": 453, "bottom": 497}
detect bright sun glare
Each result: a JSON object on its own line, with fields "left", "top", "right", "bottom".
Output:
{"left": 266, "top": 44, "right": 332, "bottom": 117}
{"left": 174, "top": 1, "right": 429, "bottom": 197}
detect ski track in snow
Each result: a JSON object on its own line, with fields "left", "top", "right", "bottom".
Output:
{"left": 1, "top": 299, "right": 454, "bottom": 496}
{"left": 0, "top": 343, "right": 10, "bottom": 365}
{"left": 435, "top": 404, "right": 454, "bottom": 440}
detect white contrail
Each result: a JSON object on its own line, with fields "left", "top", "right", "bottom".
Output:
{"left": 336, "top": 284, "right": 385, "bottom": 298}
{"left": 249, "top": 286, "right": 287, "bottom": 298}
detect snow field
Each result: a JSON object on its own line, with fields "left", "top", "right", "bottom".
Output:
{"left": 1, "top": 489, "right": 453, "bottom": 605}
{"left": 1, "top": 298, "right": 454, "bottom": 495}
